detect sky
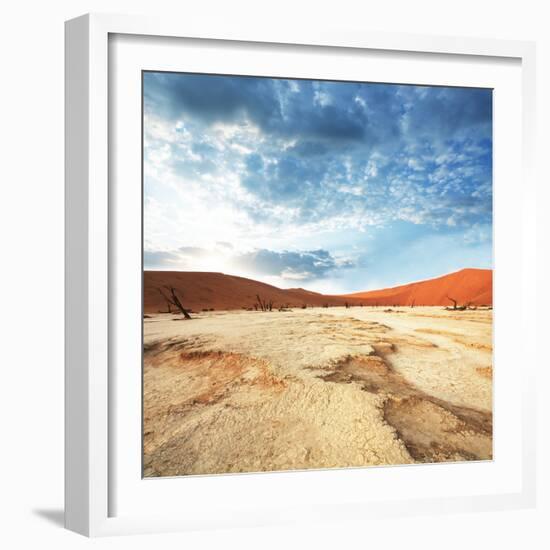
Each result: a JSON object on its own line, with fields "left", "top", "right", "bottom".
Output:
{"left": 143, "top": 72, "right": 492, "bottom": 294}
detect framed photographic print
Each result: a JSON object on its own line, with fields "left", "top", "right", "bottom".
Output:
{"left": 65, "top": 13, "right": 537, "bottom": 536}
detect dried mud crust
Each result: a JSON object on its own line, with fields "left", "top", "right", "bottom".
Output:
{"left": 143, "top": 346, "right": 287, "bottom": 470}
{"left": 320, "top": 354, "right": 492, "bottom": 462}
{"left": 143, "top": 309, "right": 493, "bottom": 476}
{"left": 414, "top": 328, "right": 492, "bottom": 352}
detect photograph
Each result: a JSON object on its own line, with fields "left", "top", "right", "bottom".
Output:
{"left": 142, "top": 71, "right": 493, "bottom": 477}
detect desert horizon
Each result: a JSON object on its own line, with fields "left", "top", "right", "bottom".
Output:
{"left": 143, "top": 266, "right": 493, "bottom": 477}
{"left": 144, "top": 267, "right": 493, "bottom": 314}
{"left": 143, "top": 71, "right": 493, "bottom": 477}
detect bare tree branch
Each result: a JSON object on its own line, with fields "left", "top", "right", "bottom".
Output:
{"left": 158, "top": 286, "right": 192, "bottom": 319}
{"left": 446, "top": 296, "right": 458, "bottom": 310}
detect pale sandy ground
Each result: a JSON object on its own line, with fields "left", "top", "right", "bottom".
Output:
{"left": 143, "top": 306, "right": 493, "bottom": 477}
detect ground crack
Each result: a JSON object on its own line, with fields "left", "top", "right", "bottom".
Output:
{"left": 318, "top": 354, "right": 492, "bottom": 463}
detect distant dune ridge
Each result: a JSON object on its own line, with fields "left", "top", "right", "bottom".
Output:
{"left": 143, "top": 268, "right": 492, "bottom": 313}
{"left": 342, "top": 268, "right": 492, "bottom": 307}
{"left": 143, "top": 270, "right": 346, "bottom": 313}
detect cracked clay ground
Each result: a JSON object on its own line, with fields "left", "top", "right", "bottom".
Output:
{"left": 143, "top": 306, "right": 492, "bottom": 477}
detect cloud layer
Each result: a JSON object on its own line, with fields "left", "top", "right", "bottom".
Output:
{"left": 143, "top": 72, "right": 492, "bottom": 292}
{"left": 145, "top": 246, "right": 352, "bottom": 283}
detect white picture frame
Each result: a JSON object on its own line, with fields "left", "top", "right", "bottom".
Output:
{"left": 65, "top": 13, "right": 537, "bottom": 537}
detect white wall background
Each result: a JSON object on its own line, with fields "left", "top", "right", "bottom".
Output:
{"left": 0, "top": 1, "right": 547, "bottom": 548}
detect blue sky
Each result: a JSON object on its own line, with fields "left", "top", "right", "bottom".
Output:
{"left": 143, "top": 72, "right": 492, "bottom": 293}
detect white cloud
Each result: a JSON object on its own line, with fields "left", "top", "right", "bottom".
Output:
{"left": 313, "top": 90, "right": 333, "bottom": 107}
{"left": 407, "top": 158, "right": 424, "bottom": 171}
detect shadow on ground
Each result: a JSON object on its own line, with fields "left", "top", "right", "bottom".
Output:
{"left": 33, "top": 508, "right": 64, "bottom": 527}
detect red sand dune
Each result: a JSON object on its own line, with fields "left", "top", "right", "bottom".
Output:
{"left": 144, "top": 268, "right": 492, "bottom": 313}
{"left": 143, "top": 271, "right": 351, "bottom": 313}
{"left": 342, "top": 268, "right": 492, "bottom": 307}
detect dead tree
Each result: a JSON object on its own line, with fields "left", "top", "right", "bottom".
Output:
{"left": 446, "top": 296, "right": 458, "bottom": 310}
{"left": 411, "top": 298, "right": 416, "bottom": 309}
{"left": 255, "top": 294, "right": 274, "bottom": 312}
{"left": 445, "top": 296, "right": 469, "bottom": 311}
{"left": 255, "top": 294, "right": 265, "bottom": 311}
{"left": 158, "top": 286, "right": 192, "bottom": 319}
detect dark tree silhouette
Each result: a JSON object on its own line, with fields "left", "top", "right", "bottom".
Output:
{"left": 446, "top": 295, "right": 458, "bottom": 310}
{"left": 445, "top": 296, "right": 471, "bottom": 311}
{"left": 158, "top": 286, "right": 192, "bottom": 319}
{"left": 255, "top": 294, "right": 274, "bottom": 312}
